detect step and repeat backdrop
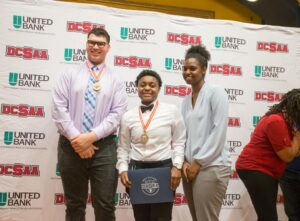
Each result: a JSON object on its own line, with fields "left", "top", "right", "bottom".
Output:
{"left": 1, "top": 0, "right": 300, "bottom": 220}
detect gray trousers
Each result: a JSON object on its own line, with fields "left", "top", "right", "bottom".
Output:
{"left": 57, "top": 135, "right": 118, "bottom": 221}
{"left": 182, "top": 165, "right": 230, "bottom": 221}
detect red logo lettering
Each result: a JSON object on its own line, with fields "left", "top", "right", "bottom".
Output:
{"left": 167, "top": 32, "right": 201, "bottom": 45}
{"left": 6, "top": 46, "right": 49, "bottom": 60}
{"left": 209, "top": 64, "right": 242, "bottom": 75}
{"left": 1, "top": 104, "right": 45, "bottom": 118}
{"left": 255, "top": 91, "right": 284, "bottom": 102}
{"left": 114, "top": 56, "right": 151, "bottom": 68}
{"left": 257, "top": 42, "right": 288, "bottom": 53}
{"left": 67, "top": 21, "right": 105, "bottom": 33}
{"left": 164, "top": 85, "right": 192, "bottom": 97}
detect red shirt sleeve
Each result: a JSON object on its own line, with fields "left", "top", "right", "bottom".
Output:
{"left": 265, "top": 115, "right": 291, "bottom": 152}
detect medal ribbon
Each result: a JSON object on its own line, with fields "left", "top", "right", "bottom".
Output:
{"left": 86, "top": 61, "right": 105, "bottom": 81}
{"left": 138, "top": 101, "right": 159, "bottom": 132}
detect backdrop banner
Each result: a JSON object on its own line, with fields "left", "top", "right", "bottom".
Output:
{"left": 1, "top": 0, "right": 300, "bottom": 220}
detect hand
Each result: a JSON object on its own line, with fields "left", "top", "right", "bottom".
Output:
{"left": 120, "top": 171, "right": 132, "bottom": 188}
{"left": 71, "top": 132, "right": 97, "bottom": 152}
{"left": 293, "top": 132, "right": 300, "bottom": 157}
{"left": 182, "top": 161, "right": 191, "bottom": 182}
{"left": 171, "top": 167, "right": 181, "bottom": 191}
{"left": 78, "top": 145, "right": 98, "bottom": 159}
{"left": 292, "top": 133, "right": 300, "bottom": 156}
{"left": 186, "top": 160, "right": 201, "bottom": 182}
{"left": 294, "top": 131, "right": 300, "bottom": 141}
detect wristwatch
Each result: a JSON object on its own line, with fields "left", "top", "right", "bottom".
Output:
{"left": 173, "top": 163, "right": 182, "bottom": 170}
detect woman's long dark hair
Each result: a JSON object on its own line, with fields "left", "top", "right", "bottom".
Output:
{"left": 266, "top": 88, "right": 300, "bottom": 130}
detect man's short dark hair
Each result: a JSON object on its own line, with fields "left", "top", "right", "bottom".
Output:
{"left": 87, "top": 28, "right": 110, "bottom": 44}
{"left": 135, "top": 70, "right": 163, "bottom": 88}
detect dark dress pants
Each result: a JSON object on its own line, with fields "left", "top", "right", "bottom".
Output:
{"left": 58, "top": 135, "right": 118, "bottom": 221}
{"left": 237, "top": 169, "right": 278, "bottom": 221}
{"left": 279, "top": 170, "right": 300, "bottom": 221}
{"left": 129, "top": 159, "right": 173, "bottom": 221}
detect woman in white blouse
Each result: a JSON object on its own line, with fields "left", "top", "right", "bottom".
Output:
{"left": 116, "top": 69, "right": 186, "bottom": 221}
{"left": 181, "top": 45, "right": 231, "bottom": 221}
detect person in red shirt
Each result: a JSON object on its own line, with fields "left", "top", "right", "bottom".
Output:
{"left": 236, "top": 88, "right": 300, "bottom": 221}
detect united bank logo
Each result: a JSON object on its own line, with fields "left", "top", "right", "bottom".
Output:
{"left": 125, "top": 81, "right": 138, "bottom": 97}
{"left": 64, "top": 48, "right": 86, "bottom": 62}
{"left": 56, "top": 163, "right": 61, "bottom": 176}
{"left": 164, "top": 57, "right": 184, "bottom": 72}
{"left": 224, "top": 88, "right": 244, "bottom": 103}
{"left": 12, "top": 15, "right": 53, "bottom": 32}
{"left": 115, "top": 192, "right": 131, "bottom": 207}
{"left": 253, "top": 116, "right": 262, "bottom": 127}
{"left": 254, "top": 91, "right": 284, "bottom": 102}
{"left": 8, "top": 73, "right": 17, "bottom": 86}
{"left": 223, "top": 194, "right": 241, "bottom": 208}
{"left": 3, "top": 131, "right": 46, "bottom": 146}
{"left": 4, "top": 131, "right": 13, "bottom": 145}
{"left": 13, "top": 16, "right": 21, "bottom": 29}
{"left": 0, "top": 192, "right": 41, "bottom": 207}
{"left": 257, "top": 42, "right": 288, "bottom": 53}
{"left": 0, "top": 192, "right": 7, "bottom": 206}
{"left": 114, "top": 56, "right": 151, "bottom": 68}
{"left": 167, "top": 32, "right": 201, "bottom": 45}
{"left": 120, "top": 27, "right": 155, "bottom": 41}
{"left": 67, "top": 21, "right": 105, "bottom": 34}
{"left": 6, "top": 46, "right": 49, "bottom": 60}
{"left": 227, "top": 140, "right": 242, "bottom": 154}
{"left": 8, "top": 72, "right": 50, "bottom": 88}
{"left": 254, "top": 65, "right": 285, "bottom": 79}
{"left": 209, "top": 64, "right": 242, "bottom": 76}
{"left": 164, "top": 85, "right": 192, "bottom": 97}
{"left": 214, "top": 36, "right": 246, "bottom": 50}
{"left": 1, "top": 104, "right": 45, "bottom": 118}
{"left": 0, "top": 163, "right": 40, "bottom": 177}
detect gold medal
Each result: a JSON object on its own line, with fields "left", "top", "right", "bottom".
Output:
{"left": 86, "top": 62, "right": 105, "bottom": 92}
{"left": 93, "top": 82, "right": 101, "bottom": 92}
{"left": 140, "top": 132, "right": 149, "bottom": 144}
{"left": 138, "top": 101, "right": 159, "bottom": 145}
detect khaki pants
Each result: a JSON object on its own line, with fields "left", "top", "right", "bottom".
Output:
{"left": 182, "top": 165, "right": 230, "bottom": 221}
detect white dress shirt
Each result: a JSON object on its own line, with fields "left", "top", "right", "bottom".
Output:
{"left": 117, "top": 101, "right": 186, "bottom": 174}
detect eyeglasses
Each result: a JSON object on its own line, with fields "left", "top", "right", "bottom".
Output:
{"left": 87, "top": 40, "right": 108, "bottom": 47}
